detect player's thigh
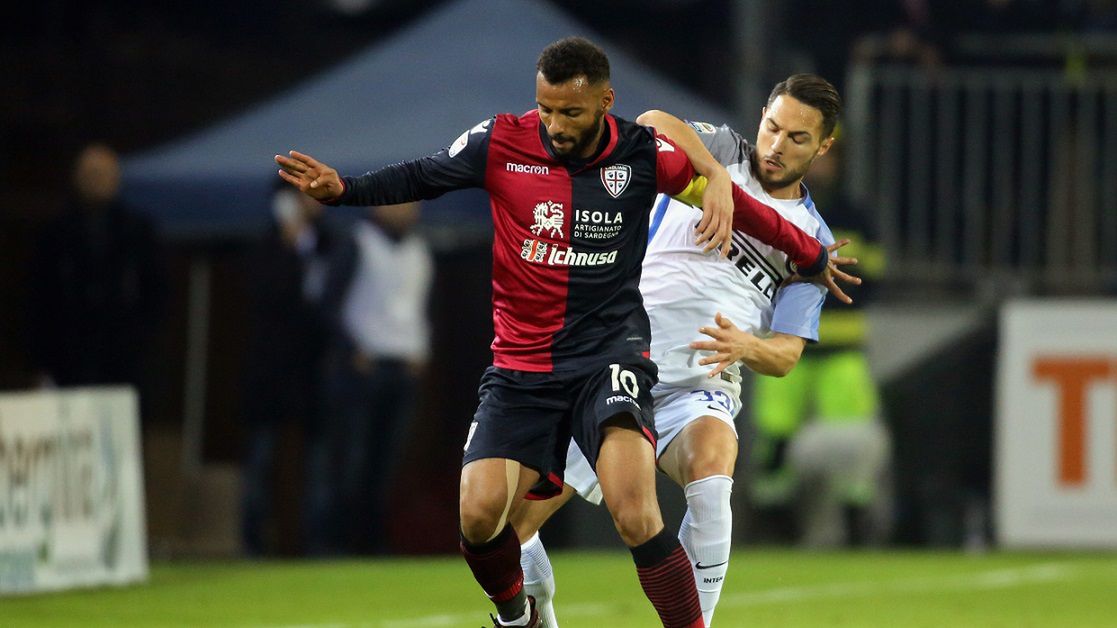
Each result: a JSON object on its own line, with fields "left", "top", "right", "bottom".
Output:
{"left": 596, "top": 418, "right": 664, "bottom": 544}
{"left": 509, "top": 483, "right": 577, "bottom": 540}
{"left": 568, "top": 359, "right": 658, "bottom": 475}
{"left": 569, "top": 361, "right": 660, "bottom": 511}
{"left": 461, "top": 367, "right": 567, "bottom": 515}
{"left": 596, "top": 419, "right": 659, "bottom": 497}
{"left": 658, "top": 421, "right": 739, "bottom": 487}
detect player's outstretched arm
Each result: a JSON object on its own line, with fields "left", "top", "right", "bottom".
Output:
{"left": 691, "top": 313, "right": 807, "bottom": 378}
{"left": 788, "top": 238, "right": 862, "bottom": 305}
{"left": 638, "top": 109, "right": 734, "bottom": 257}
{"left": 275, "top": 150, "right": 345, "bottom": 202}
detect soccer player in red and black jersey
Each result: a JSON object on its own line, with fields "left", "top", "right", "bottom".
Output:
{"left": 277, "top": 37, "right": 852, "bottom": 628}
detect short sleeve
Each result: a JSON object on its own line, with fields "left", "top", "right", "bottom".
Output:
{"left": 654, "top": 133, "right": 697, "bottom": 196}
{"left": 770, "top": 282, "right": 825, "bottom": 342}
{"left": 770, "top": 203, "right": 838, "bottom": 342}
{"left": 687, "top": 121, "right": 748, "bottom": 167}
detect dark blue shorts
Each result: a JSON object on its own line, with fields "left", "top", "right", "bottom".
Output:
{"left": 462, "top": 359, "right": 658, "bottom": 499}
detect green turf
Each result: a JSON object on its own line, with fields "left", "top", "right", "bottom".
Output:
{"left": 3, "top": 550, "right": 1116, "bottom": 627}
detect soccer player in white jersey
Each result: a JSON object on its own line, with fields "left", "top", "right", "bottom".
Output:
{"left": 508, "top": 74, "right": 854, "bottom": 627}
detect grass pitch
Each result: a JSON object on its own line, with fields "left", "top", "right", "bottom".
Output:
{"left": 5, "top": 550, "right": 1115, "bottom": 627}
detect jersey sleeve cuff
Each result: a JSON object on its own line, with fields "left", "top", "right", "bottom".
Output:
{"left": 770, "top": 321, "right": 819, "bottom": 343}
{"left": 323, "top": 177, "right": 349, "bottom": 206}
{"left": 794, "top": 243, "right": 828, "bottom": 277}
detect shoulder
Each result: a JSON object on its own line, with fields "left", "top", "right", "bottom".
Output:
{"left": 477, "top": 111, "right": 542, "bottom": 145}
{"left": 802, "top": 195, "right": 835, "bottom": 245}
{"left": 445, "top": 116, "right": 501, "bottom": 158}
{"left": 718, "top": 125, "right": 755, "bottom": 164}
{"left": 691, "top": 121, "right": 753, "bottom": 168}
{"left": 614, "top": 114, "right": 657, "bottom": 144}
{"left": 511, "top": 110, "right": 539, "bottom": 126}
{"left": 486, "top": 111, "right": 537, "bottom": 133}
{"left": 612, "top": 115, "right": 673, "bottom": 167}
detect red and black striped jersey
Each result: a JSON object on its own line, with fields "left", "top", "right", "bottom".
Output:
{"left": 335, "top": 110, "right": 823, "bottom": 373}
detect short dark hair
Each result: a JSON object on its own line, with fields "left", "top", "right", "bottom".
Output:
{"left": 537, "top": 36, "right": 610, "bottom": 85}
{"left": 767, "top": 74, "right": 842, "bottom": 138}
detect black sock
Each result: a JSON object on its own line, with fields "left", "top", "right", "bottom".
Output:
{"left": 460, "top": 525, "right": 528, "bottom": 621}
{"left": 630, "top": 527, "right": 704, "bottom": 628}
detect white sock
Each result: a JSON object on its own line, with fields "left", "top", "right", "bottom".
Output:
{"left": 520, "top": 532, "right": 559, "bottom": 627}
{"left": 679, "top": 475, "right": 733, "bottom": 627}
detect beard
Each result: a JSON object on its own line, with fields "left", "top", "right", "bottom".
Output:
{"left": 754, "top": 153, "right": 814, "bottom": 189}
{"left": 552, "top": 111, "right": 604, "bottom": 160}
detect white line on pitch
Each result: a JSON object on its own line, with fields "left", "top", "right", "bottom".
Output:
{"left": 719, "top": 562, "right": 1076, "bottom": 608}
{"left": 262, "top": 561, "right": 1081, "bottom": 628}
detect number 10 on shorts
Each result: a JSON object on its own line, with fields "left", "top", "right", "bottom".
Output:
{"left": 609, "top": 364, "right": 640, "bottom": 397}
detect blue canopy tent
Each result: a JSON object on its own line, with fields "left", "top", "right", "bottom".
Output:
{"left": 122, "top": 0, "right": 733, "bottom": 238}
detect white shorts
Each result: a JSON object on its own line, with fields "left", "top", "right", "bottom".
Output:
{"left": 562, "top": 379, "right": 743, "bottom": 505}
{"left": 563, "top": 440, "right": 604, "bottom": 505}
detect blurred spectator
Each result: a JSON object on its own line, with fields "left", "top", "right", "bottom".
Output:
{"left": 749, "top": 142, "right": 892, "bottom": 547}
{"left": 849, "top": 0, "right": 943, "bottom": 69}
{"left": 239, "top": 183, "right": 352, "bottom": 556}
{"left": 783, "top": 0, "right": 942, "bottom": 94}
{"left": 323, "top": 201, "right": 433, "bottom": 554}
{"left": 28, "top": 143, "right": 165, "bottom": 393}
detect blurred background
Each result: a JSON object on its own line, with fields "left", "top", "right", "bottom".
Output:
{"left": 1, "top": 0, "right": 1115, "bottom": 572}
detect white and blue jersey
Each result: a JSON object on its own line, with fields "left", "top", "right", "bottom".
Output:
{"left": 640, "top": 122, "right": 834, "bottom": 395}
{"left": 563, "top": 121, "right": 834, "bottom": 503}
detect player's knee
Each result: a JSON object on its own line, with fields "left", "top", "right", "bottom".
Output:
{"left": 675, "top": 422, "right": 737, "bottom": 484}
{"left": 459, "top": 491, "right": 507, "bottom": 543}
{"left": 609, "top": 500, "right": 663, "bottom": 546}
{"left": 683, "top": 443, "right": 737, "bottom": 484}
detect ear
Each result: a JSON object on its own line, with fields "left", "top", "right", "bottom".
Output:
{"left": 601, "top": 87, "right": 615, "bottom": 113}
{"left": 816, "top": 136, "right": 835, "bottom": 158}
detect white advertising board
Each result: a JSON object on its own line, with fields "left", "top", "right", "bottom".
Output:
{"left": 0, "top": 388, "right": 148, "bottom": 593}
{"left": 996, "top": 300, "right": 1117, "bottom": 547}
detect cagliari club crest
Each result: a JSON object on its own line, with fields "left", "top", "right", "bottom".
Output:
{"left": 600, "top": 164, "right": 631, "bottom": 198}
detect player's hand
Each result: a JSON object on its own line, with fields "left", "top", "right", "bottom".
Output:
{"left": 694, "top": 169, "right": 734, "bottom": 257}
{"left": 690, "top": 312, "right": 755, "bottom": 378}
{"left": 786, "top": 238, "right": 861, "bottom": 304}
{"left": 275, "top": 150, "right": 344, "bottom": 202}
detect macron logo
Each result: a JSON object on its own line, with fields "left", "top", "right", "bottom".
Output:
{"left": 506, "top": 163, "right": 550, "bottom": 175}
{"left": 605, "top": 394, "right": 638, "bottom": 408}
